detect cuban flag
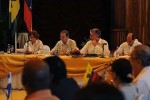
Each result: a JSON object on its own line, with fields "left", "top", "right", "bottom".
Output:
{"left": 6, "top": 72, "right": 12, "bottom": 99}
{"left": 24, "top": 0, "right": 32, "bottom": 31}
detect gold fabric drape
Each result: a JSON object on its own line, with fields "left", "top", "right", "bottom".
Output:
{"left": 0, "top": 54, "right": 116, "bottom": 79}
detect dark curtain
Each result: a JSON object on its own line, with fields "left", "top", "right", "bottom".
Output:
{"left": 0, "top": 0, "right": 111, "bottom": 50}
{"left": 0, "top": 0, "right": 9, "bottom": 51}
{"left": 32, "top": 0, "right": 111, "bottom": 49}
{"left": 0, "top": 0, "right": 2, "bottom": 21}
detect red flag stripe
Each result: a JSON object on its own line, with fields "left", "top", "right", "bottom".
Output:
{"left": 24, "top": 0, "right": 32, "bottom": 31}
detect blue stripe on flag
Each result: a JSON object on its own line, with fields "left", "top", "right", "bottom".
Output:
{"left": 25, "top": 0, "right": 32, "bottom": 10}
{"left": 6, "top": 72, "right": 12, "bottom": 99}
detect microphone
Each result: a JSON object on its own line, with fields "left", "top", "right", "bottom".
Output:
{"left": 101, "top": 43, "right": 107, "bottom": 58}
{"left": 102, "top": 43, "right": 107, "bottom": 52}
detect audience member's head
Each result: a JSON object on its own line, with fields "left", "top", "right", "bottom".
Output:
{"left": 126, "top": 33, "right": 135, "bottom": 46}
{"left": 75, "top": 82, "right": 124, "bottom": 100}
{"left": 90, "top": 28, "right": 101, "bottom": 40}
{"left": 60, "top": 30, "right": 69, "bottom": 44}
{"left": 44, "top": 56, "right": 67, "bottom": 83}
{"left": 130, "top": 45, "right": 150, "bottom": 77}
{"left": 22, "top": 58, "right": 51, "bottom": 95}
{"left": 111, "top": 58, "right": 133, "bottom": 84}
{"left": 28, "top": 30, "right": 39, "bottom": 43}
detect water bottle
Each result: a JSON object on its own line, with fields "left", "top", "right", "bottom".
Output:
{"left": 10, "top": 45, "right": 14, "bottom": 53}
{"left": 7, "top": 44, "right": 11, "bottom": 54}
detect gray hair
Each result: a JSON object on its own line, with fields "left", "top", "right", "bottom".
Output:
{"left": 90, "top": 28, "right": 101, "bottom": 37}
{"left": 133, "top": 45, "right": 150, "bottom": 67}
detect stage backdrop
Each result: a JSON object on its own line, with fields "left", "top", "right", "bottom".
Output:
{"left": 32, "top": 0, "right": 111, "bottom": 49}
{"left": 0, "top": 0, "right": 111, "bottom": 50}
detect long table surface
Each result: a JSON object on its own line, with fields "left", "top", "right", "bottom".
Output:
{"left": 0, "top": 53, "right": 117, "bottom": 79}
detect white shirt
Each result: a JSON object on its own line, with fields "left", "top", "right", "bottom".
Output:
{"left": 114, "top": 39, "right": 141, "bottom": 56}
{"left": 24, "top": 39, "right": 43, "bottom": 54}
{"left": 118, "top": 83, "right": 138, "bottom": 100}
{"left": 133, "top": 66, "right": 150, "bottom": 97}
{"left": 51, "top": 38, "right": 78, "bottom": 54}
{"left": 80, "top": 38, "right": 110, "bottom": 56}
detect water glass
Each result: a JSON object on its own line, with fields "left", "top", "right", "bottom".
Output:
{"left": 10, "top": 45, "right": 14, "bottom": 53}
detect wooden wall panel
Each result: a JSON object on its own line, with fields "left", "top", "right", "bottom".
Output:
{"left": 111, "top": 0, "right": 150, "bottom": 49}
{"left": 111, "top": 29, "right": 128, "bottom": 49}
{"left": 111, "top": 0, "right": 127, "bottom": 49}
{"left": 112, "top": 0, "right": 126, "bottom": 28}
{"left": 126, "top": 0, "right": 150, "bottom": 44}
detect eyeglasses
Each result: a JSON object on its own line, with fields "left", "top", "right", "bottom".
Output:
{"left": 29, "top": 36, "right": 35, "bottom": 39}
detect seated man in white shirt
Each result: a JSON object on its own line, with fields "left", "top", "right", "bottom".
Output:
{"left": 114, "top": 33, "right": 141, "bottom": 56}
{"left": 130, "top": 45, "right": 150, "bottom": 99}
{"left": 80, "top": 28, "right": 110, "bottom": 56}
{"left": 50, "top": 30, "right": 78, "bottom": 55}
{"left": 17, "top": 30, "right": 43, "bottom": 54}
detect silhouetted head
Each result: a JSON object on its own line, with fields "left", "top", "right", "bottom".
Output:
{"left": 75, "top": 82, "right": 124, "bottom": 100}
{"left": 44, "top": 56, "right": 67, "bottom": 83}
{"left": 111, "top": 58, "right": 133, "bottom": 83}
{"left": 22, "top": 58, "right": 51, "bottom": 95}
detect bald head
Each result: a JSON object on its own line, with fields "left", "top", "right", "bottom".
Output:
{"left": 22, "top": 58, "right": 51, "bottom": 94}
{"left": 131, "top": 45, "right": 150, "bottom": 67}
{"left": 127, "top": 33, "right": 135, "bottom": 46}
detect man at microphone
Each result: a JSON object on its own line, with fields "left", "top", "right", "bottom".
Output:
{"left": 80, "top": 28, "right": 110, "bottom": 56}
{"left": 50, "top": 30, "right": 78, "bottom": 55}
{"left": 24, "top": 30, "right": 43, "bottom": 54}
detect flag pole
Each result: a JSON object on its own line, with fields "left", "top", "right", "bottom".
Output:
{"left": 14, "top": 18, "right": 17, "bottom": 53}
{"left": 9, "top": 0, "right": 20, "bottom": 52}
{"left": 15, "top": 31, "right": 17, "bottom": 53}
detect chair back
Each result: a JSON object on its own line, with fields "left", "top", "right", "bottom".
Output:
{"left": 17, "top": 32, "right": 28, "bottom": 48}
{"left": 42, "top": 45, "right": 50, "bottom": 54}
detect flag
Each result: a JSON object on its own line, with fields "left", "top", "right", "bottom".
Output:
{"left": 88, "top": 71, "right": 100, "bottom": 84}
{"left": 83, "top": 64, "right": 100, "bottom": 85}
{"left": 6, "top": 72, "right": 12, "bottom": 99}
{"left": 9, "top": 0, "right": 20, "bottom": 23}
{"left": 83, "top": 64, "right": 93, "bottom": 85}
{"left": 24, "top": 0, "right": 32, "bottom": 31}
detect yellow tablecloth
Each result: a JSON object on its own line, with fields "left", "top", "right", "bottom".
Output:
{"left": 0, "top": 53, "right": 116, "bottom": 79}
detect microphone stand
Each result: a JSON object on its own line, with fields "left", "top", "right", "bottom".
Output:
{"left": 25, "top": 40, "right": 30, "bottom": 54}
